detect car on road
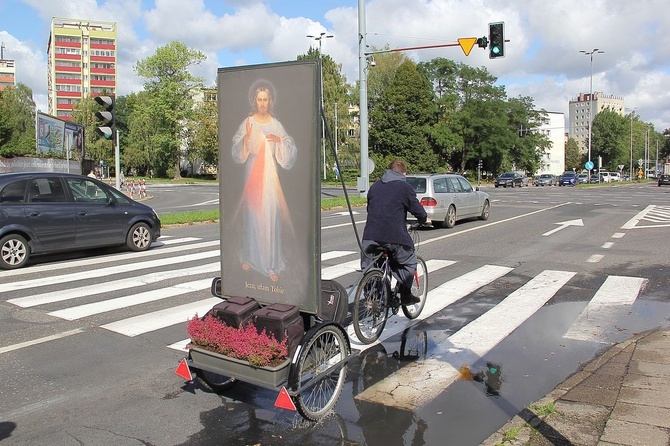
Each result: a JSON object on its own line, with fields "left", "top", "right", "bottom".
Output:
{"left": 590, "top": 174, "right": 600, "bottom": 183}
{"left": 534, "top": 174, "right": 557, "bottom": 186}
{"left": 558, "top": 171, "right": 578, "bottom": 186}
{"left": 577, "top": 173, "right": 589, "bottom": 184}
{"left": 0, "top": 172, "right": 161, "bottom": 269}
{"left": 405, "top": 173, "right": 490, "bottom": 228}
{"left": 659, "top": 174, "right": 670, "bottom": 186}
{"left": 494, "top": 172, "right": 524, "bottom": 188}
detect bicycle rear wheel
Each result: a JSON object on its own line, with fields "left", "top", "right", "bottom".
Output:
{"left": 353, "top": 269, "right": 389, "bottom": 344}
{"left": 402, "top": 256, "right": 427, "bottom": 319}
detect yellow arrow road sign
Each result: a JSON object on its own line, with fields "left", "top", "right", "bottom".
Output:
{"left": 458, "top": 37, "right": 478, "bottom": 56}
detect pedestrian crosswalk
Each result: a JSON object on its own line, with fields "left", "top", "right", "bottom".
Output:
{"left": 1, "top": 236, "right": 648, "bottom": 388}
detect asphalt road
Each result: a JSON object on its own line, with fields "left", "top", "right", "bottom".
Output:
{"left": 1, "top": 183, "right": 669, "bottom": 445}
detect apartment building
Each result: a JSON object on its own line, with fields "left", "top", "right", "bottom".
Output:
{"left": 534, "top": 111, "right": 566, "bottom": 176}
{"left": 0, "top": 42, "right": 16, "bottom": 91}
{"left": 568, "top": 92, "right": 625, "bottom": 154}
{"left": 47, "top": 18, "right": 117, "bottom": 121}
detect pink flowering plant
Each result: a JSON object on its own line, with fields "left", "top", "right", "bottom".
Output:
{"left": 187, "top": 313, "right": 288, "bottom": 367}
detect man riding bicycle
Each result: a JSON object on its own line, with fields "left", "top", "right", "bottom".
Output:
{"left": 361, "top": 160, "right": 427, "bottom": 304}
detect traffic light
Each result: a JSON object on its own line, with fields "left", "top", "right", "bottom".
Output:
{"left": 488, "top": 22, "right": 505, "bottom": 59}
{"left": 94, "top": 95, "right": 115, "bottom": 140}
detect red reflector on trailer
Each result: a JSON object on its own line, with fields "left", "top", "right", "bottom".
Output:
{"left": 274, "top": 386, "right": 296, "bottom": 411}
{"left": 174, "top": 358, "right": 193, "bottom": 381}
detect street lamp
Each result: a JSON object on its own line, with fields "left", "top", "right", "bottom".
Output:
{"left": 580, "top": 48, "right": 604, "bottom": 177}
{"left": 307, "top": 32, "right": 333, "bottom": 180}
{"left": 626, "top": 106, "right": 638, "bottom": 180}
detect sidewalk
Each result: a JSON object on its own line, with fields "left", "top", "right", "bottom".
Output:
{"left": 482, "top": 328, "right": 670, "bottom": 446}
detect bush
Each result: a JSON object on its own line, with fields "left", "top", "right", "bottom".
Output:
{"left": 187, "top": 313, "right": 288, "bottom": 367}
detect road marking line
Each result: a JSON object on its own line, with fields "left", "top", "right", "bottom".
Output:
{"left": 564, "top": 275, "right": 647, "bottom": 342}
{"left": 0, "top": 249, "right": 220, "bottom": 293}
{"left": 621, "top": 205, "right": 653, "bottom": 229}
{"left": 159, "top": 237, "right": 202, "bottom": 245}
{"left": 612, "top": 233, "right": 625, "bottom": 238}
{"left": 322, "top": 260, "right": 361, "bottom": 280}
{"left": 0, "top": 239, "right": 219, "bottom": 278}
{"left": 355, "top": 270, "right": 576, "bottom": 410}
{"left": 168, "top": 339, "right": 191, "bottom": 352}
{"left": 48, "top": 278, "right": 212, "bottom": 320}
{"left": 601, "top": 242, "right": 614, "bottom": 249}
{"left": 0, "top": 329, "right": 84, "bottom": 355}
{"left": 587, "top": 254, "right": 604, "bottom": 263}
{"left": 321, "top": 250, "right": 356, "bottom": 261}
{"left": 8, "top": 263, "right": 220, "bottom": 308}
{"left": 101, "top": 297, "right": 221, "bottom": 337}
{"left": 416, "top": 202, "right": 572, "bottom": 247}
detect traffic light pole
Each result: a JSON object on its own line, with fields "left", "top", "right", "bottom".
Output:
{"left": 115, "top": 130, "right": 120, "bottom": 190}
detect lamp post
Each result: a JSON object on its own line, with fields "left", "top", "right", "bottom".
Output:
{"left": 580, "top": 48, "right": 604, "bottom": 177}
{"left": 307, "top": 32, "right": 333, "bottom": 180}
{"left": 626, "top": 106, "right": 637, "bottom": 181}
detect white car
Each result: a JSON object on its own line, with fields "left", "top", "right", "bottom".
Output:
{"left": 405, "top": 174, "right": 490, "bottom": 228}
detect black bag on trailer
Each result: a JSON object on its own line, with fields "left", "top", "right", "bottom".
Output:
{"left": 211, "top": 296, "right": 260, "bottom": 328}
{"left": 318, "top": 279, "right": 349, "bottom": 325}
{"left": 252, "top": 303, "right": 305, "bottom": 357}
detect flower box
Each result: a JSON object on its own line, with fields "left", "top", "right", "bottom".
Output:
{"left": 189, "top": 345, "right": 291, "bottom": 389}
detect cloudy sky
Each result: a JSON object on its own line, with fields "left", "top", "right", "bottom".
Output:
{"left": 1, "top": 0, "right": 669, "bottom": 132}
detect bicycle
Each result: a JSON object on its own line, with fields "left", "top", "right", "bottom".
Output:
{"left": 352, "top": 225, "right": 428, "bottom": 344}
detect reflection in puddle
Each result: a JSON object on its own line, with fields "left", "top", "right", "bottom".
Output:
{"left": 458, "top": 362, "right": 503, "bottom": 396}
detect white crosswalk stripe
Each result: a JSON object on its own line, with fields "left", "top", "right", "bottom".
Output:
{"left": 563, "top": 275, "right": 647, "bottom": 342}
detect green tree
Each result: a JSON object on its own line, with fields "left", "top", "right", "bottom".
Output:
{"left": 591, "top": 109, "right": 627, "bottom": 170}
{"left": 298, "top": 47, "right": 352, "bottom": 180}
{"left": 184, "top": 90, "right": 218, "bottom": 171}
{"left": 134, "top": 41, "right": 206, "bottom": 179}
{"left": 120, "top": 92, "right": 153, "bottom": 174}
{"left": 0, "top": 83, "right": 36, "bottom": 157}
{"left": 565, "top": 137, "right": 581, "bottom": 171}
{"left": 369, "top": 59, "right": 439, "bottom": 173}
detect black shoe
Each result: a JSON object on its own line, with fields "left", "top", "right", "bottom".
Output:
{"left": 400, "top": 292, "right": 421, "bottom": 305}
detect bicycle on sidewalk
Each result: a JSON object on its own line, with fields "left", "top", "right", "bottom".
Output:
{"left": 352, "top": 224, "right": 428, "bottom": 344}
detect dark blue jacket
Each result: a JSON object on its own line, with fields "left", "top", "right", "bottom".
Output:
{"left": 362, "top": 169, "right": 427, "bottom": 248}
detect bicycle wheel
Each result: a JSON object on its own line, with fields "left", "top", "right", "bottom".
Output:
{"left": 402, "top": 256, "right": 428, "bottom": 319}
{"left": 353, "top": 269, "right": 390, "bottom": 344}
{"left": 397, "top": 330, "right": 428, "bottom": 361}
{"left": 290, "top": 323, "right": 350, "bottom": 421}
{"left": 196, "top": 369, "right": 236, "bottom": 392}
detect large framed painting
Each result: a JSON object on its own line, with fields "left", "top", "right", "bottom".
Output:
{"left": 217, "top": 60, "right": 321, "bottom": 314}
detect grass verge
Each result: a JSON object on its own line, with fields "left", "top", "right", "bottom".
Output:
{"left": 158, "top": 196, "right": 368, "bottom": 226}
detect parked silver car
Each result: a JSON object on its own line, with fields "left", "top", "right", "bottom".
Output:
{"left": 405, "top": 174, "right": 490, "bottom": 228}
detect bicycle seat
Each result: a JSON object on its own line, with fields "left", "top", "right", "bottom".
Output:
{"left": 365, "top": 244, "right": 391, "bottom": 255}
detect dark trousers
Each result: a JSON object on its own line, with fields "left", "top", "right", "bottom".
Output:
{"left": 361, "top": 240, "right": 417, "bottom": 293}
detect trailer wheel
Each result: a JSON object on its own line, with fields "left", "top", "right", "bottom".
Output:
{"left": 289, "top": 323, "right": 350, "bottom": 421}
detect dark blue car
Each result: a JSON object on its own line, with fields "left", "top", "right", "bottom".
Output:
{"left": 559, "top": 171, "right": 578, "bottom": 186}
{"left": 0, "top": 172, "right": 161, "bottom": 269}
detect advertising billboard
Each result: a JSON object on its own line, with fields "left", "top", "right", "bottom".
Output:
{"left": 218, "top": 60, "right": 321, "bottom": 313}
{"left": 36, "top": 112, "right": 84, "bottom": 159}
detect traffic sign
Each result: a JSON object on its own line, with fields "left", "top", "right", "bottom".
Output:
{"left": 585, "top": 161, "right": 594, "bottom": 170}
{"left": 458, "top": 37, "right": 478, "bottom": 56}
